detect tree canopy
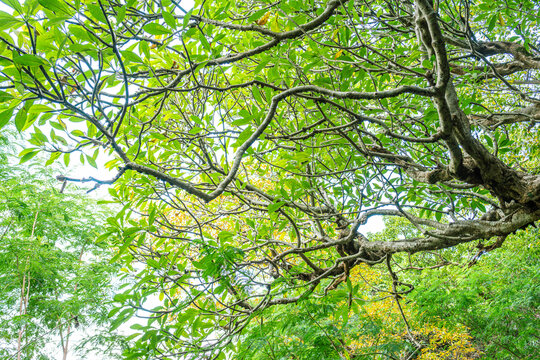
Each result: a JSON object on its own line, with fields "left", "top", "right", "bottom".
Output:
{"left": 0, "top": 0, "right": 539, "bottom": 358}
{"left": 0, "top": 134, "right": 124, "bottom": 359}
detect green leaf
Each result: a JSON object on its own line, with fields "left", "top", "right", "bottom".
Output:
{"left": 192, "top": 60, "right": 208, "bottom": 75}
{"left": 218, "top": 231, "right": 234, "bottom": 243}
{"left": 484, "top": 134, "right": 493, "bottom": 148}
{"left": 0, "top": 107, "right": 14, "bottom": 129}
{"left": 182, "top": 9, "right": 193, "bottom": 28}
{"left": 247, "top": 8, "right": 268, "bottom": 23}
{"left": 124, "top": 226, "right": 142, "bottom": 236}
{"left": 232, "top": 127, "right": 253, "bottom": 148}
{"left": 87, "top": 4, "right": 108, "bottom": 24}
{"left": 254, "top": 57, "right": 271, "bottom": 74}
{"left": 232, "top": 110, "right": 253, "bottom": 126}
{"left": 21, "top": 114, "right": 38, "bottom": 131}
{"left": 198, "top": 32, "right": 210, "bottom": 50}
{"left": 130, "top": 323, "right": 146, "bottom": 331}
{"left": 143, "top": 23, "right": 171, "bottom": 35}
{"left": 162, "top": 10, "right": 176, "bottom": 29}
{"left": 13, "top": 54, "right": 48, "bottom": 67}
{"left": 28, "top": 104, "right": 53, "bottom": 114}
{"left": 488, "top": 15, "right": 497, "bottom": 31}
{"left": 116, "top": 5, "right": 127, "bottom": 23}
{"left": 71, "top": 129, "right": 85, "bottom": 137}
{"left": 19, "top": 149, "right": 39, "bottom": 164}
{"left": 109, "top": 315, "right": 127, "bottom": 331}
{"left": 476, "top": 201, "right": 486, "bottom": 212}
{"left": 38, "top": 0, "right": 71, "bottom": 15}
{"left": 422, "top": 58, "right": 432, "bottom": 69}
{"left": 50, "top": 121, "right": 65, "bottom": 130}
{"left": 0, "top": 0, "right": 22, "bottom": 13}
{"left": 110, "top": 238, "right": 133, "bottom": 263}
{"left": 268, "top": 201, "right": 286, "bottom": 213}
{"left": 69, "top": 43, "right": 97, "bottom": 53}
{"left": 0, "top": 90, "right": 13, "bottom": 103}
{"left": 56, "top": 35, "right": 68, "bottom": 59}
{"left": 18, "top": 147, "right": 37, "bottom": 157}
{"left": 45, "top": 151, "right": 61, "bottom": 166}
{"left": 139, "top": 41, "right": 150, "bottom": 60}
{"left": 122, "top": 50, "right": 143, "bottom": 64}
{"left": 14, "top": 107, "right": 27, "bottom": 132}
{"left": 252, "top": 86, "right": 265, "bottom": 104}
{"left": 86, "top": 154, "right": 98, "bottom": 168}
{"left": 0, "top": 11, "right": 21, "bottom": 30}
{"left": 68, "top": 25, "right": 92, "bottom": 42}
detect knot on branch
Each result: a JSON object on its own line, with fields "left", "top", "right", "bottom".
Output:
{"left": 337, "top": 229, "right": 386, "bottom": 264}
{"left": 451, "top": 155, "right": 483, "bottom": 185}
{"left": 426, "top": 168, "right": 448, "bottom": 184}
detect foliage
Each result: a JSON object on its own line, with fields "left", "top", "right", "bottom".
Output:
{"left": 0, "top": 0, "right": 539, "bottom": 358}
{"left": 0, "top": 134, "right": 125, "bottom": 359}
{"left": 237, "top": 262, "right": 479, "bottom": 360}
{"left": 236, "top": 216, "right": 539, "bottom": 360}
{"left": 411, "top": 228, "right": 540, "bottom": 360}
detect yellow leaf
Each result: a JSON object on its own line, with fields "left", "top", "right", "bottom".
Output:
{"left": 332, "top": 29, "right": 339, "bottom": 42}
{"left": 159, "top": 292, "right": 164, "bottom": 301}
{"left": 256, "top": 12, "right": 271, "bottom": 26}
{"left": 498, "top": 13, "right": 505, "bottom": 26}
{"left": 271, "top": 14, "right": 280, "bottom": 32}
{"left": 334, "top": 49, "right": 343, "bottom": 59}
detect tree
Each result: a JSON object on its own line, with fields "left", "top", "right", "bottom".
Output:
{"left": 0, "top": 133, "right": 125, "bottom": 359}
{"left": 410, "top": 227, "right": 540, "bottom": 359}
{"left": 0, "top": 0, "right": 539, "bottom": 357}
